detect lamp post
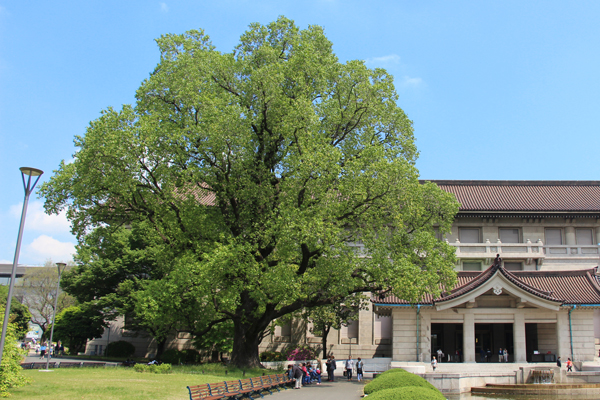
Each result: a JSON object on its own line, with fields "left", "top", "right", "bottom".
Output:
{"left": 45, "top": 262, "right": 67, "bottom": 371}
{"left": 0, "top": 167, "right": 43, "bottom": 365}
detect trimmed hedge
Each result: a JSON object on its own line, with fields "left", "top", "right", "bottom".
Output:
{"left": 365, "top": 386, "right": 446, "bottom": 400}
{"left": 364, "top": 371, "right": 437, "bottom": 395}
{"left": 105, "top": 340, "right": 136, "bottom": 358}
{"left": 378, "top": 368, "right": 409, "bottom": 377}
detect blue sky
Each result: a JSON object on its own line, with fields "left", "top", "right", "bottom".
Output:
{"left": 1, "top": 1, "right": 599, "bottom": 265}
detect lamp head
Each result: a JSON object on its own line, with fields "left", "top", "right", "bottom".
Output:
{"left": 19, "top": 167, "right": 44, "bottom": 177}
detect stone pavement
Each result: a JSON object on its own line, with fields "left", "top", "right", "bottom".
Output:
{"left": 274, "top": 380, "right": 365, "bottom": 400}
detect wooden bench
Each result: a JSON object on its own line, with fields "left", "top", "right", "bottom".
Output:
{"left": 187, "top": 373, "right": 289, "bottom": 400}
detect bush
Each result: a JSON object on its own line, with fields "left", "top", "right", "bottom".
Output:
{"left": 378, "top": 368, "right": 409, "bottom": 377}
{"left": 133, "top": 363, "right": 172, "bottom": 374}
{"left": 286, "top": 345, "right": 317, "bottom": 361}
{"left": 260, "top": 351, "right": 287, "bottom": 361}
{"left": 364, "top": 371, "right": 437, "bottom": 395}
{"left": 0, "top": 311, "right": 29, "bottom": 397}
{"left": 365, "top": 386, "right": 446, "bottom": 400}
{"left": 160, "top": 349, "right": 184, "bottom": 364}
{"left": 105, "top": 340, "right": 136, "bottom": 358}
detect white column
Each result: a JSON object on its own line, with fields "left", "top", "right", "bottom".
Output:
{"left": 514, "top": 311, "right": 527, "bottom": 362}
{"left": 463, "top": 313, "right": 475, "bottom": 362}
{"left": 556, "top": 311, "right": 570, "bottom": 361}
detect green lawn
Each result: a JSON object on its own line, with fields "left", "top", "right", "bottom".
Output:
{"left": 11, "top": 368, "right": 247, "bottom": 400}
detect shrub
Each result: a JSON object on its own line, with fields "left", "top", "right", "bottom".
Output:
{"left": 133, "top": 363, "right": 172, "bottom": 374}
{"left": 0, "top": 312, "right": 29, "bottom": 397}
{"left": 365, "top": 386, "right": 446, "bottom": 400}
{"left": 105, "top": 340, "right": 136, "bottom": 358}
{"left": 160, "top": 349, "right": 184, "bottom": 364}
{"left": 364, "top": 371, "right": 437, "bottom": 395}
{"left": 286, "top": 345, "right": 317, "bottom": 361}
{"left": 260, "top": 351, "right": 286, "bottom": 361}
{"left": 378, "top": 368, "right": 409, "bottom": 377}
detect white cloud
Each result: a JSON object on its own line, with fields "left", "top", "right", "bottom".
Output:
{"left": 160, "top": 2, "right": 169, "bottom": 12}
{"left": 400, "top": 76, "right": 424, "bottom": 88}
{"left": 26, "top": 235, "right": 75, "bottom": 264}
{"left": 365, "top": 54, "right": 401, "bottom": 67}
{"left": 0, "top": 260, "right": 12, "bottom": 264}
{"left": 9, "top": 201, "right": 71, "bottom": 234}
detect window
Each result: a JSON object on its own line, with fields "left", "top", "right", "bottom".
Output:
{"left": 499, "top": 228, "right": 520, "bottom": 243}
{"left": 459, "top": 228, "right": 481, "bottom": 243}
{"left": 504, "top": 262, "right": 522, "bottom": 271}
{"left": 576, "top": 229, "right": 594, "bottom": 245}
{"left": 545, "top": 229, "right": 563, "bottom": 245}
{"left": 462, "top": 262, "right": 482, "bottom": 271}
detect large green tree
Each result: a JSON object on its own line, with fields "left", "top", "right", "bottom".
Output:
{"left": 41, "top": 17, "right": 459, "bottom": 367}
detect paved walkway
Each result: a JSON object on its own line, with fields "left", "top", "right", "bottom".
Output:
{"left": 273, "top": 380, "right": 365, "bottom": 400}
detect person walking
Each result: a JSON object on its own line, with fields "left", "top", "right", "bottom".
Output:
{"left": 566, "top": 358, "right": 573, "bottom": 372}
{"left": 498, "top": 348, "right": 503, "bottom": 362}
{"left": 557, "top": 356, "right": 562, "bottom": 368}
{"left": 356, "top": 358, "right": 364, "bottom": 382}
{"left": 40, "top": 343, "right": 47, "bottom": 359}
{"left": 292, "top": 364, "right": 303, "bottom": 389}
{"left": 345, "top": 357, "right": 354, "bottom": 381}
{"left": 503, "top": 348, "right": 508, "bottom": 363}
{"left": 431, "top": 356, "right": 437, "bottom": 371}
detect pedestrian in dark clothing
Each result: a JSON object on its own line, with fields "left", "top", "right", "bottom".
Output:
{"left": 292, "top": 364, "right": 303, "bottom": 389}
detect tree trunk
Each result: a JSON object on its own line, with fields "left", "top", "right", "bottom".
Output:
{"left": 155, "top": 338, "right": 167, "bottom": 360}
{"left": 230, "top": 317, "right": 268, "bottom": 368}
{"left": 322, "top": 324, "right": 331, "bottom": 359}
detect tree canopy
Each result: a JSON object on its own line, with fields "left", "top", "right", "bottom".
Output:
{"left": 40, "top": 17, "right": 459, "bottom": 367}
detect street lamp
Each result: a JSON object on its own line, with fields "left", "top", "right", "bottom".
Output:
{"left": 45, "top": 262, "right": 67, "bottom": 371}
{"left": 0, "top": 167, "right": 43, "bottom": 364}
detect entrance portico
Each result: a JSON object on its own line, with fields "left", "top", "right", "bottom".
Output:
{"left": 374, "top": 257, "right": 600, "bottom": 364}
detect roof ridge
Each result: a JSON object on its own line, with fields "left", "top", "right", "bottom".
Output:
{"left": 421, "top": 180, "right": 600, "bottom": 186}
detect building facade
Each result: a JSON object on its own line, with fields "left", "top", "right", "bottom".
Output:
{"left": 86, "top": 181, "right": 600, "bottom": 362}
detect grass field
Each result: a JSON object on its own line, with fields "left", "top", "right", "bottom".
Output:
{"left": 11, "top": 366, "right": 275, "bottom": 400}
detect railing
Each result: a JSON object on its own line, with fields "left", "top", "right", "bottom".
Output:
{"left": 449, "top": 239, "right": 545, "bottom": 261}
{"left": 543, "top": 245, "right": 599, "bottom": 257}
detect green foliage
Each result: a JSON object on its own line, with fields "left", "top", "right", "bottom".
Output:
{"left": 133, "top": 363, "right": 172, "bottom": 374}
{"left": 0, "top": 309, "right": 29, "bottom": 397}
{"left": 365, "top": 386, "right": 446, "bottom": 400}
{"left": 53, "top": 305, "right": 107, "bottom": 355}
{"left": 364, "top": 371, "right": 437, "bottom": 395}
{"left": 0, "top": 286, "right": 31, "bottom": 339}
{"left": 105, "top": 340, "right": 136, "bottom": 358}
{"left": 40, "top": 16, "right": 459, "bottom": 367}
{"left": 159, "top": 349, "right": 201, "bottom": 364}
{"left": 378, "top": 368, "right": 409, "bottom": 377}
{"left": 259, "top": 351, "right": 287, "bottom": 362}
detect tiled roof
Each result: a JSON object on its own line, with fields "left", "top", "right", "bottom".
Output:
{"left": 423, "top": 180, "right": 600, "bottom": 212}
{"left": 374, "top": 261, "right": 600, "bottom": 306}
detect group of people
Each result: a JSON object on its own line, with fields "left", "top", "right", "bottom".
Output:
{"left": 498, "top": 347, "right": 509, "bottom": 362}
{"left": 479, "top": 348, "right": 509, "bottom": 362}
{"left": 287, "top": 361, "right": 322, "bottom": 389}
{"left": 557, "top": 356, "right": 574, "bottom": 372}
{"left": 30, "top": 341, "right": 64, "bottom": 358}
{"left": 287, "top": 355, "right": 366, "bottom": 389}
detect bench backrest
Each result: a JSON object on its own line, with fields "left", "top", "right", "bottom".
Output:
{"left": 239, "top": 378, "right": 254, "bottom": 391}
{"left": 250, "top": 377, "right": 264, "bottom": 388}
{"left": 187, "top": 384, "right": 211, "bottom": 400}
{"left": 207, "top": 382, "right": 229, "bottom": 396}
{"left": 225, "top": 380, "right": 242, "bottom": 393}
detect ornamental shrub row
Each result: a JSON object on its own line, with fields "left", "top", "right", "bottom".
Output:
{"left": 363, "top": 368, "right": 444, "bottom": 400}
{"left": 133, "top": 363, "right": 172, "bottom": 374}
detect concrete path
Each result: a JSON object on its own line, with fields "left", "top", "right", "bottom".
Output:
{"left": 274, "top": 380, "right": 365, "bottom": 400}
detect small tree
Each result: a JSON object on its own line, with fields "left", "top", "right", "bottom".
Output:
{"left": 0, "top": 286, "right": 31, "bottom": 339}
{"left": 305, "top": 294, "right": 368, "bottom": 359}
{"left": 15, "top": 261, "right": 76, "bottom": 338}
{"left": 0, "top": 309, "right": 29, "bottom": 397}
{"left": 53, "top": 305, "right": 106, "bottom": 355}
